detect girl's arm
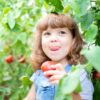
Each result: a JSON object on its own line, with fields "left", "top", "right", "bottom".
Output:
{"left": 72, "top": 93, "right": 82, "bottom": 100}
{"left": 24, "top": 84, "right": 36, "bottom": 100}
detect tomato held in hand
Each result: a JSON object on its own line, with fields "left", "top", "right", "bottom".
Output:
{"left": 41, "top": 61, "right": 56, "bottom": 72}
{"left": 41, "top": 61, "right": 56, "bottom": 78}
{"left": 5, "top": 55, "right": 14, "bottom": 64}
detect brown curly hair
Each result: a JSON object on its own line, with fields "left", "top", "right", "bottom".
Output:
{"left": 31, "top": 13, "right": 84, "bottom": 71}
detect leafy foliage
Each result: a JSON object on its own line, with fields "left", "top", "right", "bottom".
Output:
{"left": 0, "top": 0, "right": 100, "bottom": 100}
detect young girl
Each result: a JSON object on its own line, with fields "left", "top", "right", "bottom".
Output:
{"left": 24, "top": 13, "right": 94, "bottom": 100}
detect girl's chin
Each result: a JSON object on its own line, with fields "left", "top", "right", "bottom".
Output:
{"left": 48, "top": 56, "right": 61, "bottom": 61}
{"left": 49, "top": 50, "right": 60, "bottom": 55}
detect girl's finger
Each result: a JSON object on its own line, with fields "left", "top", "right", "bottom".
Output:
{"left": 51, "top": 64, "right": 64, "bottom": 70}
{"left": 50, "top": 80, "right": 59, "bottom": 85}
{"left": 49, "top": 75, "right": 63, "bottom": 82}
{"left": 44, "top": 70, "right": 60, "bottom": 76}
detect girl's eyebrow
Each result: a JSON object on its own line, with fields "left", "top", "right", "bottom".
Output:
{"left": 43, "top": 28, "right": 51, "bottom": 33}
{"left": 42, "top": 30, "right": 49, "bottom": 34}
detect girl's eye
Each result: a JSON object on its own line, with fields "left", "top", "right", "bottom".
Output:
{"left": 44, "top": 32, "right": 51, "bottom": 36}
{"left": 59, "top": 31, "right": 66, "bottom": 35}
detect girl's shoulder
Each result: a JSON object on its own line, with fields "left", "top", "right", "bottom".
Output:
{"left": 79, "top": 69, "right": 88, "bottom": 82}
{"left": 79, "top": 69, "right": 94, "bottom": 100}
{"left": 30, "top": 69, "right": 43, "bottom": 82}
{"left": 30, "top": 69, "right": 52, "bottom": 86}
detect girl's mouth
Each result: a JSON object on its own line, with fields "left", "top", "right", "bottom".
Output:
{"left": 49, "top": 46, "right": 61, "bottom": 51}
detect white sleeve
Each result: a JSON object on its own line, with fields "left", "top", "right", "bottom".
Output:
{"left": 79, "top": 69, "right": 94, "bottom": 100}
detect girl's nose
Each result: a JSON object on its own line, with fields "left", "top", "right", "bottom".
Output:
{"left": 51, "top": 39, "right": 58, "bottom": 42}
{"left": 50, "top": 36, "right": 58, "bottom": 42}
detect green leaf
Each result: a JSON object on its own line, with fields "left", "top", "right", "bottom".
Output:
{"left": 81, "top": 46, "right": 100, "bottom": 72}
{"left": 7, "top": 12, "right": 15, "bottom": 29}
{"left": 63, "top": 70, "right": 80, "bottom": 94}
{"left": 74, "top": 82, "right": 82, "bottom": 93}
{"left": 66, "top": 0, "right": 90, "bottom": 16}
{"left": 35, "top": 0, "right": 44, "bottom": 7}
{"left": 63, "top": 4, "right": 71, "bottom": 14}
{"left": 0, "top": 96, "right": 3, "bottom": 100}
{"left": 85, "top": 24, "right": 98, "bottom": 42}
{"left": 20, "top": 75, "right": 32, "bottom": 86}
{"left": 55, "top": 69, "right": 81, "bottom": 100}
{"left": 45, "top": 0, "right": 63, "bottom": 12}
{"left": 93, "top": 80, "right": 100, "bottom": 99}
{"left": 43, "top": 2, "right": 55, "bottom": 13}
{"left": 65, "top": 95, "right": 72, "bottom": 100}
{"left": 76, "top": 0, "right": 90, "bottom": 16}
{"left": 0, "top": 87, "right": 11, "bottom": 95}
{"left": 84, "top": 63, "right": 93, "bottom": 74}
{"left": 3, "top": 7, "right": 11, "bottom": 14}
{"left": 95, "top": 11, "right": 100, "bottom": 20}
{"left": 80, "top": 11, "right": 94, "bottom": 30}
{"left": 69, "top": 0, "right": 80, "bottom": 15}
{"left": 14, "top": 32, "right": 27, "bottom": 45}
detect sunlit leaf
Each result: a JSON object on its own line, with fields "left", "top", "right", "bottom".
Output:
{"left": 63, "top": 4, "right": 71, "bottom": 13}
{"left": 81, "top": 46, "right": 100, "bottom": 72}
{"left": 45, "top": 0, "right": 63, "bottom": 12}
{"left": 17, "top": 32, "right": 27, "bottom": 44}
{"left": 3, "top": 7, "right": 11, "bottom": 14}
{"left": 20, "top": 75, "right": 32, "bottom": 86}
{"left": 7, "top": 12, "right": 15, "bottom": 29}
{"left": 85, "top": 24, "right": 98, "bottom": 42}
{"left": 80, "top": 11, "right": 94, "bottom": 30}
{"left": 55, "top": 69, "right": 81, "bottom": 100}
{"left": 35, "top": 0, "right": 44, "bottom": 7}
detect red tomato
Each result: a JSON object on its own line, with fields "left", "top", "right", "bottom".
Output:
{"left": 41, "top": 61, "right": 56, "bottom": 78}
{"left": 5, "top": 55, "right": 14, "bottom": 64}
{"left": 41, "top": 61, "right": 56, "bottom": 72}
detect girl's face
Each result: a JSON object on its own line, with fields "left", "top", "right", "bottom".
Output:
{"left": 42, "top": 27, "right": 73, "bottom": 63}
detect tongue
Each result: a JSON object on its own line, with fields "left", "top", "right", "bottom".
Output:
{"left": 50, "top": 46, "right": 60, "bottom": 51}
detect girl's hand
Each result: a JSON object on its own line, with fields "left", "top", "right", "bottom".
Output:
{"left": 43, "top": 64, "right": 67, "bottom": 85}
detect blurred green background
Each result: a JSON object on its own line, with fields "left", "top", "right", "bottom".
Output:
{"left": 0, "top": 0, "right": 100, "bottom": 100}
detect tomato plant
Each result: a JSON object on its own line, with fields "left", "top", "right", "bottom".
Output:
{"left": 0, "top": 0, "right": 100, "bottom": 100}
